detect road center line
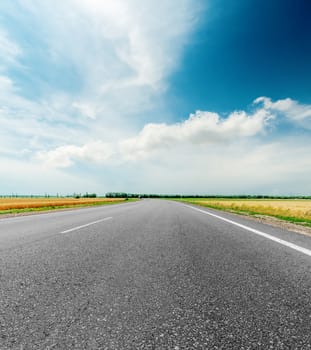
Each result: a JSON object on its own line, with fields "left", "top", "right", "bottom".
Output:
{"left": 184, "top": 204, "right": 311, "bottom": 257}
{"left": 60, "top": 217, "right": 112, "bottom": 234}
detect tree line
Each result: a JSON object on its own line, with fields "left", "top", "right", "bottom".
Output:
{"left": 105, "top": 192, "right": 311, "bottom": 199}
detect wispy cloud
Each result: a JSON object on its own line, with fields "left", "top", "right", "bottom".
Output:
{"left": 0, "top": 0, "right": 203, "bottom": 159}
{"left": 0, "top": 29, "right": 21, "bottom": 70}
{"left": 11, "top": 0, "right": 201, "bottom": 95}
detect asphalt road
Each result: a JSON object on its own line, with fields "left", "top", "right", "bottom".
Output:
{"left": 0, "top": 199, "right": 311, "bottom": 349}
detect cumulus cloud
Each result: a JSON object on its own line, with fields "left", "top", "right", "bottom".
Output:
{"left": 255, "top": 96, "right": 311, "bottom": 129}
{"left": 38, "top": 96, "right": 311, "bottom": 170}
{"left": 38, "top": 103, "right": 274, "bottom": 167}
{"left": 120, "top": 108, "right": 273, "bottom": 160}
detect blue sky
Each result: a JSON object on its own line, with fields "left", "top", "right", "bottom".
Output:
{"left": 0, "top": 0, "right": 311, "bottom": 195}
{"left": 169, "top": 0, "right": 311, "bottom": 114}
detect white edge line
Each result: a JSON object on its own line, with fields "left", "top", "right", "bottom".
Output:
{"left": 183, "top": 204, "right": 311, "bottom": 258}
{"left": 60, "top": 217, "right": 112, "bottom": 234}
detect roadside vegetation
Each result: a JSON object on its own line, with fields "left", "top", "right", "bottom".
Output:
{"left": 0, "top": 196, "right": 131, "bottom": 215}
{"left": 2, "top": 192, "right": 311, "bottom": 228}
{"left": 177, "top": 198, "right": 311, "bottom": 227}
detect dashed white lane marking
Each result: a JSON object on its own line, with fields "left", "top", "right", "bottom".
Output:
{"left": 60, "top": 217, "right": 112, "bottom": 234}
{"left": 184, "top": 204, "right": 311, "bottom": 258}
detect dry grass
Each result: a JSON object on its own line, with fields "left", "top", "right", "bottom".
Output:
{"left": 182, "top": 199, "right": 311, "bottom": 225}
{"left": 0, "top": 197, "right": 125, "bottom": 211}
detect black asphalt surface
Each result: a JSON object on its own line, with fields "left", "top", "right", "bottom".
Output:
{"left": 0, "top": 199, "right": 311, "bottom": 349}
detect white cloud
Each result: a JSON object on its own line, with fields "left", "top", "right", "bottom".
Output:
{"left": 120, "top": 108, "right": 273, "bottom": 160}
{"left": 37, "top": 103, "right": 274, "bottom": 167}
{"left": 36, "top": 95, "right": 311, "bottom": 198}
{"left": 2, "top": 93, "right": 311, "bottom": 194}
{"left": 255, "top": 96, "right": 311, "bottom": 129}
{"left": 14, "top": 0, "right": 200, "bottom": 92}
{"left": 37, "top": 141, "right": 114, "bottom": 168}
{"left": 71, "top": 0, "right": 200, "bottom": 89}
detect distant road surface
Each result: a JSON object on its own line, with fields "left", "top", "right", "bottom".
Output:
{"left": 1, "top": 199, "right": 311, "bottom": 349}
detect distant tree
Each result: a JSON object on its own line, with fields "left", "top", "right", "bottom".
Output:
{"left": 82, "top": 193, "right": 97, "bottom": 198}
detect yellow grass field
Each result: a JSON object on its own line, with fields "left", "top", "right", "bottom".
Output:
{"left": 0, "top": 197, "right": 126, "bottom": 211}
{"left": 183, "top": 199, "right": 311, "bottom": 225}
